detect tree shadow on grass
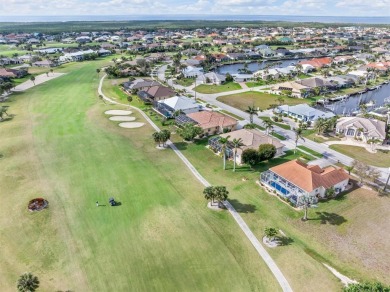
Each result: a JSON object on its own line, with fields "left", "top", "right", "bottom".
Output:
{"left": 229, "top": 199, "right": 257, "bottom": 213}
{"left": 275, "top": 236, "right": 294, "bottom": 246}
{"left": 173, "top": 142, "right": 187, "bottom": 150}
{"left": 312, "top": 212, "right": 347, "bottom": 225}
{"left": 0, "top": 114, "right": 15, "bottom": 123}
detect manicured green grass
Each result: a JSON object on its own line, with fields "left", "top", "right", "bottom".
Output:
{"left": 172, "top": 137, "right": 390, "bottom": 288}
{"left": 329, "top": 144, "right": 390, "bottom": 167}
{"left": 175, "top": 77, "right": 194, "bottom": 87}
{"left": 260, "top": 116, "right": 291, "bottom": 130}
{"left": 217, "top": 91, "right": 308, "bottom": 111}
{"left": 271, "top": 132, "right": 287, "bottom": 141}
{"left": 302, "top": 129, "right": 341, "bottom": 143}
{"left": 246, "top": 80, "right": 267, "bottom": 88}
{"left": 0, "top": 60, "right": 281, "bottom": 291}
{"left": 297, "top": 145, "right": 323, "bottom": 158}
{"left": 194, "top": 82, "right": 242, "bottom": 94}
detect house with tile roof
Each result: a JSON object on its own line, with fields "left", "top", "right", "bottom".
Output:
{"left": 271, "top": 81, "right": 310, "bottom": 98}
{"left": 335, "top": 117, "right": 387, "bottom": 144}
{"left": 137, "top": 85, "right": 176, "bottom": 103}
{"left": 208, "top": 129, "right": 285, "bottom": 164}
{"left": 260, "top": 160, "right": 349, "bottom": 206}
{"left": 185, "top": 111, "right": 237, "bottom": 135}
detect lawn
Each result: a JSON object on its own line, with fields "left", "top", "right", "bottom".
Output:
{"left": 260, "top": 116, "right": 291, "bottom": 130}
{"left": 219, "top": 110, "right": 245, "bottom": 121}
{"left": 171, "top": 137, "right": 390, "bottom": 288}
{"left": 175, "top": 77, "right": 195, "bottom": 87}
{"left": 302, "top": 129, "right": 341, "bottom": 143}
{"left": 194, "top": 82, "right": 242, "bottom": 94}
{"left": 329, "top": 144, "right": 390, "bottom": 167}
{"left": 246, "top": 80, "right": 267, "bottom": 88}
{"left": 217, "top": 91, "right": 308, "bottom": 111}
{"left": 297, "top": 145, "right": 323, "bottom": 158}
{"left": 0, "top": 60, "right": 281, "bottom": 291}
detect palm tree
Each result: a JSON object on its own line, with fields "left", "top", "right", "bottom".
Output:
{"left": 218, "top": 135, "right": 230, "bottom": 170}
{"left": 0, "top": 105, "right": 10, "bottom": 120}
{"left": 30, "top": 76, "right": 35, "bottom": 85}
{"left": 152, "top": 131, "right": 162, "bottom": 147}
{"left": 231, "top": 138, "right": 243, "bottom": 172}
{"left": 314, "top": 117, "right": 329, "bottom": 135}
{"left": 17, "top": 273, "right": 39, "bottom": 292}
{"left": 160, "top": 129, "right": 171, "bottom": 147}
{"left": 293, "top": 127, "right": 305, "bottom": 154}
{"left": 245, "top": 105, "right": 257, "bottom": 124}
{"left": 263, "top": 119, "right": 274, "bottom": 135}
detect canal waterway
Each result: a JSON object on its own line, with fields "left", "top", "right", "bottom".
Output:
{"left": 322, "top": 82, "right": 390, "bottom": 115}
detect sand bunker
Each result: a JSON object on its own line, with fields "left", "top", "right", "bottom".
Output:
{"left": 118, "top": 122, "right": 145, "bottom": 128}
{"left": 109, "top": 116, "right": 136, "bottom": 121}
{"left": 105, "top": 110, "right": 132, "bottom": 115}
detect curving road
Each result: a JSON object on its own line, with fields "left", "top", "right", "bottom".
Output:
{"left": 98, "top": 74, "right": 293, "bottom": 292}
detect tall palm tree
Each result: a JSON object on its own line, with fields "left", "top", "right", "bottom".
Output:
{"left": 293, "top": 127, "right": 305, "bottom": 154}
{"left": 218, "top": 135, "right": 230, "bottom": 170}
{"left": 245, "top": 105, "right": 257, "bottom": 124}
{"left": 314, "top": 117, "right": 328, "bottom": 135}
{"left": 263, "top": 119, "right": 274, "bottom": 135}
{"left": 17, "top": 273, "right": 39, "bottom": 292}
{"left": 231, "top": 138, "right": 243, "bottom": 172}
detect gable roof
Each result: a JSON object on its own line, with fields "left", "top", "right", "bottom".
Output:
{"left": 270, "top": 160, "right": 349, "bottom": 192}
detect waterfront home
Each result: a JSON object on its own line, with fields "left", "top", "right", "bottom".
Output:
{"left": 271, "top": 81, "right": 310, "bottom": 98}
{"left": 298, "top": 57, "right": 332, "bottom": 69}
{"left": 260, "top": 160, "right": 349, "bottom": 206}
{"left": 296, "top": 77, "right": 333, "bottom": 91}
{"left": 182, "top": 111, "right": 237, "bottom": 135}
{"left": 335, "top": 117, "right": 387, "bottom": 144}
{"left": 155, "top": 95, "right": 201, "bottom": 118}
{"left": 182, "top": 66, "right": 204, "bottom": 78}
{"left": 208, "top": 129, "right": 285, "bottom": 164}
{"left": 196, "top": 72, "right": 226, "bottom": 85}
{"left": 254, "top": 45, "right": 275, "bottom": 57}
{"left": 275, "top": 104, "right": 335, "bottom": 122}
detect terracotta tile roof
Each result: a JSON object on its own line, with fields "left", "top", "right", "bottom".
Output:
{"left": 0, "top": 68, "right": 16, "bottom": 77}
{"left": 299, "top": 57, "right": 332, "bottom": 68}
{"left": 187, "top": 111, "right": 237, "bottom": 130}
{"left": 270, "top": 160, "right": 349, "bottom": 192}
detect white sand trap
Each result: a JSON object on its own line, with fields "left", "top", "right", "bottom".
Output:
{"left": 118, "top": 122, "right": 145, "bottom": 128}
{"left": 109, "top": 116, "right": 136, "bottom": 121}
{"left": 105, "top": 110, "right": 132, "bottom": 115}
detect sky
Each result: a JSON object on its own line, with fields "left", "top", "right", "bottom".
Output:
{"left": 0, "top": 0, "right": 389, "bottom": 17}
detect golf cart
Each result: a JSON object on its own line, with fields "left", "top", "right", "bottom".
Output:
{"left": 109, "top": 197, "right": 117, "bottom": 206}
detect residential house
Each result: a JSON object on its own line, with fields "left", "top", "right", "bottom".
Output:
{"left": 271, "top": 81, "right": 310, "bottom": 98}
{"left": 208, "top": 129, "right": 285, "bottom": 164}
{"left": 255, "top": 45, "right": 275, "bottom": 57}
{"left": 335, "top": 117, "right": 387, "bottom": 144}
{"left": 155, "top": 95, "right": 201, "bottom": 118}
{"left": 183, "top": 111, "right": 237, "bottom": 135}
{"left": 196, "top": 72, "right": 226, "bottom": 85}
{"left": 0, "top": 68, "right": 27, "bottom": 78}
{"left": 275, "top": 104, "right": 335, "bottom": 122}
{"left": 298, "top": 57, "right": 332, "bottom": 69}
{"left": 182, "top": 66, "right": 204, "bottom": 78}
{"left": 296, "top": 77, "right": 333, "bottom": 92}
{"left": 33, "top": 60, "right": 56, "bottom": 67}
{"left": 260, "top": 159, "right": 349, "bottom": 206}
{"left": 137, "top": 85, "right": 176, "bottom": 103}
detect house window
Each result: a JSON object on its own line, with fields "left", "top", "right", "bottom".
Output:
{"left": 346, "top": 128, "right": 355, "bottom": 136}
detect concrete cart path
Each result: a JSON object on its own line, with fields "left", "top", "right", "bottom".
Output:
{"left": 12, "top": 73, "right": 66, "bottom": 92}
